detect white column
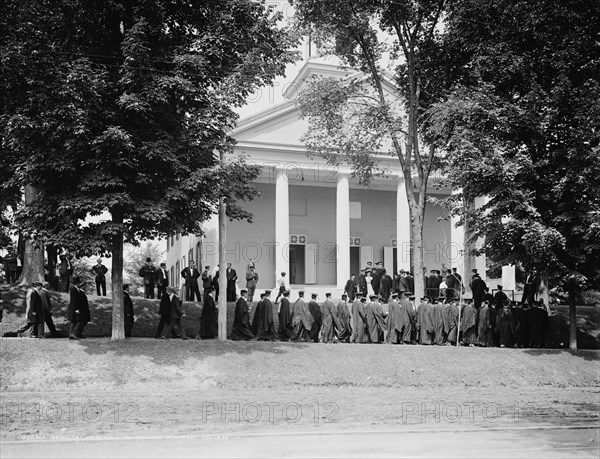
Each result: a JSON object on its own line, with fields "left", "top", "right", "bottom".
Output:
{"left": 336, "top": 174, "right": 350, "bottom": 288}
{"left": 474, "top": 196, "right": 488, "bottom": 283}
{"left": 396, "top": 178, "right": 411, "bottom": 272}
{"left": 275, "top": 168, "right": 289, "bottom": 283}
{"left": 450, "top": 188, "right": 465, "bottom": 279}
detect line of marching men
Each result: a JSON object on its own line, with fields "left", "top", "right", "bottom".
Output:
{"left": 230, "top": 289, "right": 550, "bottom": 348}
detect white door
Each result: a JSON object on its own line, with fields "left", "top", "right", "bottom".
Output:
{"left": 360, "top": 245, "right": 373, "bottom": 269}
{"left": 305, "top": 243, "right": 317, "bottom": 284}
{"left": 383, "top": 246, "right": 394, "bottom": 274}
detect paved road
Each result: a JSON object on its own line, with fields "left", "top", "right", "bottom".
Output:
{"left": 2, "top": 425, "right": 598, "bottom": 458}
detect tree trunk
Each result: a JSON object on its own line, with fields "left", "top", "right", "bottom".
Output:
{"left": 411, "top": 210, "right": 425, "bottom": 303}
{"left": 20, "top": 185, "right": 45, "bottom": 285}
{"left": 46, "top": 245, "right": 58, "bottom": 290}
{"left": 218, "top": 195, "right": 227, "bottom": 342}
{"left": 111, "top": 215, "right": 125, "bottom": 340}
{"left": 218, "top": 149, "right": 227, "bottom": 342}
{"left": 568, "top": 286, "right": 577, "bottom": 351}
{"left": 539, "top": 273, "right": 550, "bottom": 313}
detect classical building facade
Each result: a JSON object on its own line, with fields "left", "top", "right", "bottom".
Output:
{"left": 166, "top": 61, "right": 478, "bottom": 295}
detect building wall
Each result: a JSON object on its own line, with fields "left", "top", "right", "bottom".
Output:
{"left": 289, "top": 184, "right": 337, "bottom": 285}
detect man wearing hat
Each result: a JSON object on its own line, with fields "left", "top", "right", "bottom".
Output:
{"left": 166, "top": 286, "right": 189, "bottom": 340}
{"left": 68, "top": 277, "right": 90, "bottom": 340}
{"left": 460, "top": 299, "right": 477, "bottom": 346}
{"left": 139, "top": 257, "right": 156, "bottom": 299}
{"left": 379, "top": 270, "right": 393, "bottom": 303}
{"left": 12, "top": 282, "right": 44, "bottom": 338}
{"left": 396, "top": 291, "right": 415, "bottom": 344}
{"left": 91, "top": 258, "right": 109, "bottom": 296}
{"left": 477, "top": 299, "right": 493, "bottom": 347}
{"left": 201, "top": 265, "right": 213, "bottom": 303}
{"left": 307, "top": 293, "right": 322, "bottom": 342}
{"left": 357, "top": 270, "right": 368, "bottom": 296}
{"left": 278, "top": 290, "right": 293, "bottom": 341}
{"left": 290, "top": 291, "right": 312, "bottom": 342}
{"left": 495, "top": 300, "right": 516, "bottom": 347}
{"left": 471, "top": 272, "right": 487, "bottom": 309}
{"left": 123, "top": 284, "right": 134, "bottom": 337}
{"left": 252, "top": 290, "right": 276, "bottom": 340}
{"left": 156, "top": 262, "right": 169, "bottom": 299}
{"left": 321, "top": 293, "right": 339, "bottom": 343}
{"left": 231, "top": 289, "right": 254, "bottom": 341}
{"left": 344, "top": 274, "right": 357, "bottom": 302}
{"left": 58, "top": 252, "right": 74, "bottom": 293}
{"left": 198, "top": 288, "right": 218, "bottom": 339}
{"left": 416, "top": 296, "right": 434, "bottom": 345}
{"left": 181, "top": 260, "right": 201, "bottom": 302}
{"left": 371, "top": 262, "right": 383, "bottom": 296}
{"left": 366, "top": 295, "right": 385, "bottom": 343}
{"left": 445, "top": 298, "right": 460, "bottom": 345}
{"left": 494, "top": 285, "right": 509, "bottom": 309}
{"left": 351, "top": 293, "right": 369, "bottom": 343}
{"left": 336, "top": 294, "right": 353, "bottom": 342}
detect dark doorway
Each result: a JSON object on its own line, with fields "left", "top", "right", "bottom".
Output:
{"left": 289, "top": 244, "right": 305, "bottom": 284}
{"left": 350, "top": 247, "right": 360, "bottom": 277}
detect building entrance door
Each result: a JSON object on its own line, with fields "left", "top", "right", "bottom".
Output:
{"left": 289, "top": 244, "right": 305, "bottom": 284}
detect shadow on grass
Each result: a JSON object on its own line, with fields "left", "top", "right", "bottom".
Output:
{"left": 74, "top": 337, "right": 312, "bottom": 363}
{"left": 522, "top": 348, "right": 600, "bottom": 361}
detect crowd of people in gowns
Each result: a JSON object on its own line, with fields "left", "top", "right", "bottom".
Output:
{"left": 226, "top": 274, "right": 550, "bottom": 348}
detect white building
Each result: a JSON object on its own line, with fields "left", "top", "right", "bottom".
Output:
{"left": 166, "top": 60, "right": 476, "bottom": 296}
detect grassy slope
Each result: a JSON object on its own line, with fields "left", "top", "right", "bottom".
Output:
{"left": 1, "top": 284, "right": 599, "bottom": 348}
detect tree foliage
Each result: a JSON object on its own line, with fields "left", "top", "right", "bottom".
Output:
{"left": 428, "top": 0, "right": 600, "bottom": 291}
{"left": 1, "top": 0, "right": 298, "bottom": 338}
{"left": 292, "top": 0, "right": 453, "bottom": 296}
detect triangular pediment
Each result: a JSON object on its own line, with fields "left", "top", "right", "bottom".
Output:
{"left": 231, "top": 60, "right": 402, "bottom": 147}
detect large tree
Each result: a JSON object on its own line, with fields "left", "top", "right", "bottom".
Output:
{"left": 428, "top": 0, "right": 600, "bottom": 349}
{"left": 1, "top": 0, "right": 297, "bottom": 339}
{"left": 292, "top": 0, "right": 457, "bottom": 298}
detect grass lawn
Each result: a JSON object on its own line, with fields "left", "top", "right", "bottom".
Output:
{"left": 1, "top": 284, "right": 599, "bottom": 348}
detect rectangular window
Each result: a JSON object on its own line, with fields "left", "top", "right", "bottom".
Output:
{"left": 170, "top": 267, "right": 174, "bottom": 288}
{"left": 188, "top": 249, "right": 193, "bottom": 263}
{"left": 350, "top": 201, "right": 361, "bottom": 219}
{"left": 167, "top": 237, "right": 170, "bottom": 250}
{"left": 290, "top": 198, "right": 308, "bottom": 216}
{"left": 175, "top": 262, "right": 180, "bottom": 287}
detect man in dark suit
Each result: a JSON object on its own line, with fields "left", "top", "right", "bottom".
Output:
{"left": 68, "top": 277, "right": 90, "bottom": 340}
{"left": 201, "top": 265, "right": 212, "bottom": 302}
{"left": 139, "top": 257, "right": 156, "bottom": 299}
{"left": 123, "top": 284, "right": 134, "bottom": 337}
{"left": 156, "top": 262, "right": 169, "bottom": 299}
{"left": 344, "top": 274, "right": 357, "bottom": 301}
{"left": 181, "top": 260, "right": 201, "bottom": 301}
{"left": 371, "top": 262, "right": 383, "bottom": 295}
{"left": 155, "top": 289, "right": 171, "bottom": 339}
{"left": 167, "top": 287, "right": 189, "bottom": 339}
{"left": 15, "top": 282, "right": 44, "bottom": 337}
{"left": 58, "top": 253, "right": 74, "bottom": 293}
{"left": 471, "top": 273, "right": 487, "bottom": 309}
{"left": 39, "top": 282, "right": 59, "bottom": 337}
{"left": 357, "top": 269, "right": 368, "bottom": 295}
{"left": 226, "top": 263, "right": 237, "bottom": 302}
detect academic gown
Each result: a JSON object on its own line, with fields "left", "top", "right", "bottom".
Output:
{"left": 527, "top": 307, "right": 549, "bottom": 348}
{"left": 365, "top": 301, "right": 385, "bottom": 343}
{"left": 321, "top": 299, "right": 339, "bottom": 343}
{"left": 417, "top": 302, "right": 434, "bottom": 345}
{"left": 496, "top": 308, "right": 516, "bottom": 347}
{"left": 307, "top": 300, "right": 322, "bottom": 342}
{"left": 445, "top": 303, "right": 459, "bottom": 343}
{"left": 199, "top": 294, "right": 219, "bottom": 339}
{"left": 254, "top": 298, "right": 276, "bottom": 341}
{"left": 431, "top": 302, "right": 449, "bottom": 345}
{"left": 351, "top": 300, "right": 369, "bottom": 343}
{"left": 512, "top": 307, "right": 529, "bottom": 347}
{"left": 386, "top": 300, "right": 403, "bottom": 344}
{"left": 278, "top": 297, "right": 293, "bottom": 340}
{"left": 336, "top": 301, "right": 353, "bottom": 342}
{"left": 290, "top": 298, "right": 312, "bottom": 342}
{"left": 379, "top": 275, "right": 393, "bottom": 302}
{"left": 477, "top": 305, "right": 493, "bottom": 346}
{"left": 460, "top": 303, "right": 477, "bottom": 345}
{"left": 397, "top": 299, "right": 415, "bottom": 343}
{"left": 231, "top": 297, "right": 254, "bottom": 340}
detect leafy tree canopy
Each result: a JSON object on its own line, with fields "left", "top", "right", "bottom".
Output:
{"left": 1, "top": 0, "right": 298, "bottom": 255}
{"left": 428, "top": 0, "right": 600, "bottom": 289}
